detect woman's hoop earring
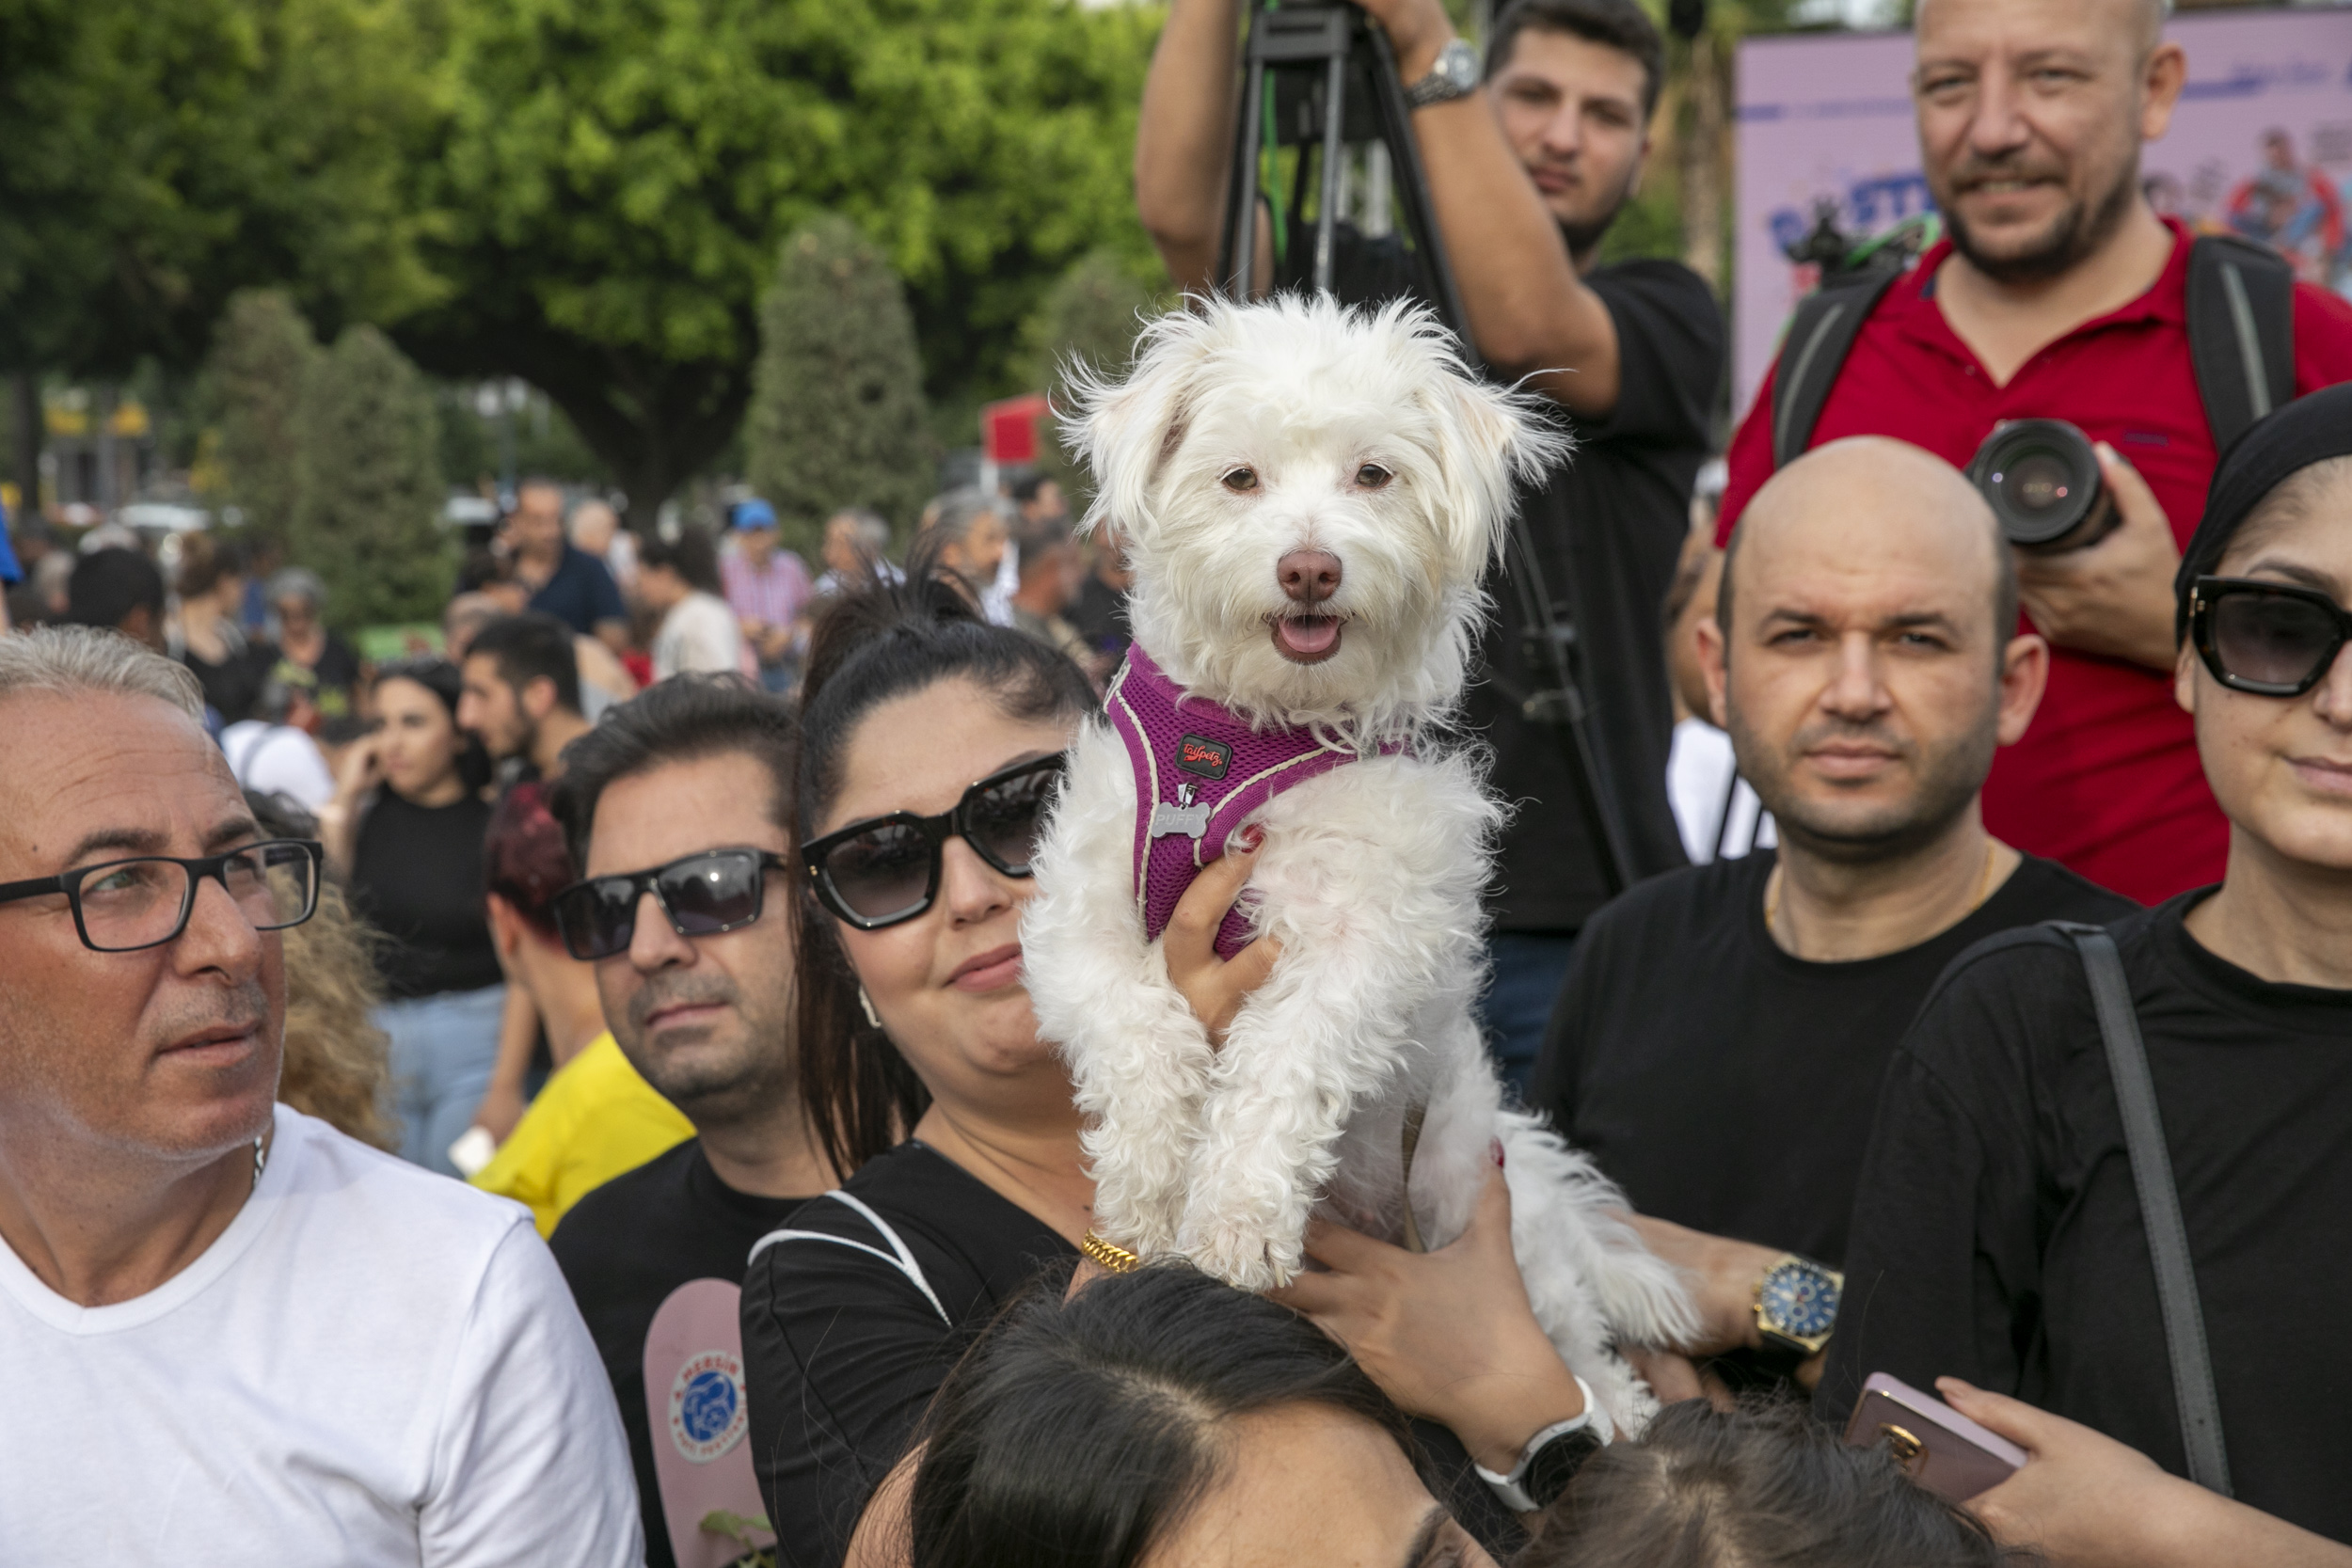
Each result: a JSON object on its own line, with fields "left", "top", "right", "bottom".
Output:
{"left": 858, "top": 986, "right": 883, "bottom": 1031}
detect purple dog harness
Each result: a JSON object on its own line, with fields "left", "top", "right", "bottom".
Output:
{"left": 1105, "top": 642, "right": 1401, "bottom": 959}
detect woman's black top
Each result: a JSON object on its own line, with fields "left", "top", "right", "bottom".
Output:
{"left": 1827, "top": 893, "right": 2352, "bottom": 1542}
{"left": 740, "top": 1142, "right": 1076, "bottom": 1568}
{"left": 739, "top": 1140, "right": 1524, "bottom": 1568}
{"left": 346, "top": 788, "right": 500, "bottom": 1001}
{"left": 182, "top": 631, "right": 274, "bottom": 724}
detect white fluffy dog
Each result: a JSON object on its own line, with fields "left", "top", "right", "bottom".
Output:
{"left": 1021, "top": 295, "right": 1693, "bottom": 1429}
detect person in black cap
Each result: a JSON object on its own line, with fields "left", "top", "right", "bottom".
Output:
{"left": 1824, "top": 382, "right": 2352, "bottom": 1556}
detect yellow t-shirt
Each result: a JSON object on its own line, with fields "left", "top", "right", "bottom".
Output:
{"left": 469, "top": 1032, "right": 695, "bottom": 1237}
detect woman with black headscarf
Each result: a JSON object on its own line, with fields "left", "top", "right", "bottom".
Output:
{"left": 1821, "top": 384, "right": 2352, "bottom": 1560}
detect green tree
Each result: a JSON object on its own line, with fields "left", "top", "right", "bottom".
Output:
{"left": 1010, "top": 249, "right": 1163, "bottom": 512}
{"left": 0, "top": 0, "right": 440, "bottom": 384}
{"left": 291, "top": 325, "right": 449, "bottom": 628}
{"left": 397, "top": 0, "right": 1160, "bottom": 526}
{"left": 745, "top": 216, "right": 936, "bottom": 560}
{"left": 199, "top": 292, "right": 321, "bottom": 543}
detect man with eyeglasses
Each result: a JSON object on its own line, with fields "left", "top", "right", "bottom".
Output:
{"left": 543, "top": 674, "right": 835, "bottom": 1568}
{"left": 0, "top": 627, "right": 640, "bottom": 1567}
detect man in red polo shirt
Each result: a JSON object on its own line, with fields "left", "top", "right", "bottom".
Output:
{"left": 1719, "top": 0, "right": 2352, "bottom": 902}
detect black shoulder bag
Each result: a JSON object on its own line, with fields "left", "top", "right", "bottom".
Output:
{"left": 2048, "top": 921, "right": 2233, "bottom": 1496}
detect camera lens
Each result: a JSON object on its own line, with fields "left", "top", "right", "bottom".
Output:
{"left": 1968, "top": 420, "right": 2109, "bottom": 550}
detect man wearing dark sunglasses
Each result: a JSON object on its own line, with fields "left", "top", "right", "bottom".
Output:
{"left": 544, "top": 674, "right": 836, "bottom": 1568}
{"left": 0, "top": 627, "right": 640, "bottom": 1565}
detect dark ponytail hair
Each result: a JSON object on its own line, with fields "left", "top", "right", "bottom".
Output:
{"left": 795, "top": 542, "right": 1096, "bottom": 1176}
{"left": 909, "top": 1264, "right": 1419, "bottom": 1568}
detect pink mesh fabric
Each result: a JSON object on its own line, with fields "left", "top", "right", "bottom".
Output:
{"left": 1104, "top": 642, "right": 1395, "bottom": 959}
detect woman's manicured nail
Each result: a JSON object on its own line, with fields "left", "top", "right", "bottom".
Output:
{"left": 1490, "top": 1138, "right": 1504, "bottom": 1167}
{"left": 1237, "top": 825, "right": 1264, "bottom": 852}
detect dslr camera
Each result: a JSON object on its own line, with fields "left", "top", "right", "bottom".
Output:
{"left": 1967, "top": 420, "right": 2118, "bottom": 553}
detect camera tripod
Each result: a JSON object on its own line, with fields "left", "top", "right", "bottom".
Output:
{"left": 1212, "top": 2, "right": 1634, "bottom": 895}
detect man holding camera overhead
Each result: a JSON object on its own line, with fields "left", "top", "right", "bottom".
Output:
{"left": 1138, "top": 0, "right": 1725, "bottom": 1086}
{"left": 1719, "top": 0, "right": 2352, "bottom": 904}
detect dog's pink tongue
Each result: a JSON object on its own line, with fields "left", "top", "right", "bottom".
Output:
{"left": 1278, "top": 616, "right": 1340, "bottom": 656}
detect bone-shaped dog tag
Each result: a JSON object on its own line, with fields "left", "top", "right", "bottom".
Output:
{"left": 1150, "top": 781, "right": 1212, "bottom": 841}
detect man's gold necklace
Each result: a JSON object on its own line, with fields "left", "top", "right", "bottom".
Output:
{"left": 1764, "top": 840, "right": 2001, "bottom": 940}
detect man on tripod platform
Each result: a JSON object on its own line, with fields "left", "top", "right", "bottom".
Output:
{"left": 1137, "top": 0, "right": 1726, "bottom": 1086}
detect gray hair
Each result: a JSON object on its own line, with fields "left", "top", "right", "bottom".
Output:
{"left": 923, "top": 488, "right": 1015, "bottom": 546}
{"left": 831, "top": 507, "right": 894, "bottom": 556}
{"left": 267, "top": 566, "right": 327, "bottom": 610}
{"left": 0, "top": 625, "right": 207, "bottom": 721}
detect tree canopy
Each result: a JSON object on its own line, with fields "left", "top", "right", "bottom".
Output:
{"left": 0, "top": 0, "right": 440, "bottom": 381}
{"left": 394, "top": 0, "right": 1163, "bottom": 523}
{"left": 1012, "top": 248, "right": 1162, "bottom": 512}
{"left": 746, "top": 216, "right": 936, "bottom": 560}
{"left": 292, "top": 325, "right": 449, "bottom": 628}
{"left": 203, "top": 291, "right": 319, "bottom": 542}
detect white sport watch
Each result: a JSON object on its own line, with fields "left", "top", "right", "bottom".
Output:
{"left": 1404, "top": 37, "right": 1483, "bottom": 108}
{"left": 1473, "top": 1374, "right": 1612, "bottom": 1513}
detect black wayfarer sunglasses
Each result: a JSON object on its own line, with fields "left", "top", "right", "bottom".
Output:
{"left": 2189, "top": 575, "right": 2352, "bottom": 697}
{"left": 801, "top": 752, "right": 1068, "bottom": 930}
{"left": 551, "top": 847, "right": 792, "bottom": 961}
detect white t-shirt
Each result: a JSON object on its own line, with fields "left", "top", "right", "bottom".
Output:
{"left": 219, "top": 721, "right": 337, "bottom": 813}
{"left": 0, "top": 1104, "right": 644, "bottom": 1567}
{"left": 1666, "top": 716, "right": 1775, "bottom": 864}
{"left": 652, "top": 591, "right": 744, "bottom": 681}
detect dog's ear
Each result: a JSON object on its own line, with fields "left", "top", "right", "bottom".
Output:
{"left": 1063, "top": 303, "right": 1222, "bottom": 548}
{"left": 1420, "top": 367, "right": 1573, "bottom": 585}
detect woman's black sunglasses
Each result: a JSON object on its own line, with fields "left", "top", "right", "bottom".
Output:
{"left": 801, "top": 752, "right": 1068, "bottom": 930}
{"left": 2189, "top": 575, "right": 2352, "bottom": 697}
{"left": 551, "top": 847, "right": 791, "bottom": 961}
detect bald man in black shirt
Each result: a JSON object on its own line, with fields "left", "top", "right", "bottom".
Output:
{"left": 1532, "top": 438, "right": 2134, "bottom": 1388}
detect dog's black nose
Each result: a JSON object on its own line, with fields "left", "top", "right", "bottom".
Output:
{"left": 1278, "top": 550, "right": 1342, "bottom": 604}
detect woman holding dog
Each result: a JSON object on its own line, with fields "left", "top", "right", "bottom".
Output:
{"left": 741, "top": 561, "right": 1555, "bottom": 1566}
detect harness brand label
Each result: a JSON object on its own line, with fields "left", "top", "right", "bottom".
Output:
{"left": 1177, "top": 734, "right": 1232, "bottom": 780}
{"left": 668, "top": 1348, "right": 749, "bottom": 1464}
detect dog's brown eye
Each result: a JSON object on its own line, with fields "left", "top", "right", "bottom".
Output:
{"left": 1356, "top": 464, "right": 1392, "bottom": 489}
{"left": 1222, "top": 467, "right": 1259, "bottom": 493}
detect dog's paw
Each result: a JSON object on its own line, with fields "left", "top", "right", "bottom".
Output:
{"left": 1178, "top": 1222, "right": 1289, "bottom": 1292}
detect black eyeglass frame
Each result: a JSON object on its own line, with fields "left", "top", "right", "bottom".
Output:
{"left": 0, "top": 838, "right": 324, "bottom": 954}
{"left": 550, "top": 847, "right": 794, "bottom": 962}
{"left": 2188, "top": 574, "right": 2352, "bottom": 697}
{"left": 800, "top": 752, "right": 1069, "bottom": 931}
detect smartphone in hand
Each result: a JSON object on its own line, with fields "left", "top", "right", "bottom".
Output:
{"left": 1843, "top": 1372, "right": 2026, "bottom": 1502}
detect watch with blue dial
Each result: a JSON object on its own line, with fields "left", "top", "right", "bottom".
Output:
{"left": 1753, "top": 1254, "right": 1844, "bottom": 1358}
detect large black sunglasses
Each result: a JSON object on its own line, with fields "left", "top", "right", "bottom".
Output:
{"left": 551, "top": 847, "right": 792, "bottom": 961}
{"left": 0, "top": 838, "right": 322, "bottom": 954}
{"left": 2189, "top": 575, "right": 2352, "bottom": 697}
{"left": 801, "top": 752, "right": 1068, "bottom": 930}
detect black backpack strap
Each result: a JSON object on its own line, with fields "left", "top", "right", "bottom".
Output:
{"left": 2185, "top": 234, "right": 2296, "bottom": 456}
{"left": 1770, "top": 268, "right": 1905, "bottom": 468}
{"left": 2048, "top": 921, "right": 2233, "bottom": 1496}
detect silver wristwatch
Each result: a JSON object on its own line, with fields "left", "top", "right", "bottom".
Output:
{"left": 1404, "top": 38, "right": 1483, "bottom": 108}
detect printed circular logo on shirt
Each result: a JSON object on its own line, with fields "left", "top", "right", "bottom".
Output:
{"left": 667, "top": 1349, "right": 748, "bottom": 1464}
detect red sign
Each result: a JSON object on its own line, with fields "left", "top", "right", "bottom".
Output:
{"left": 981, "top": 392, "right": 1051, "bottom": 466}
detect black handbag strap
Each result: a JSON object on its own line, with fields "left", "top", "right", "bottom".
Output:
{"left": 2052, "top": 922, "right": 2233, "bottom": 1495}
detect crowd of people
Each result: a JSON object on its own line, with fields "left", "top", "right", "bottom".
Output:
{"left": 4, "top": 0, "right": 2352, "bottom": 1564}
